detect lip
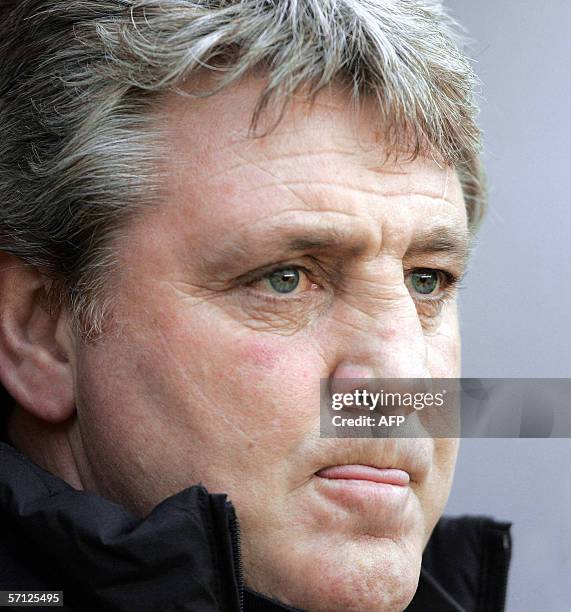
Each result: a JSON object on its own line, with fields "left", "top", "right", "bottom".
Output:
{"left": 311, "top": 438, "right": 433, "bottom": 487}
{"left": 316, "top": 464, "right": 410, "bottom": 486}
{"left": 312, "top": 466, "right": 413, "bottom": 533}
{"left": 314, "top": 464, "right": 411, "bottom": 510}
{"left": 303, "top": 442, "right": 431, "bottom": 533}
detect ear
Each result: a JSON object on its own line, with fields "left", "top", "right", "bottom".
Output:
{"left": 0, "top": 254, "right": 75, "bottom": 423}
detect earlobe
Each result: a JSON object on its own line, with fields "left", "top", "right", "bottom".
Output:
{"left": 0, "top": 255, "right": 75, "bottom": 423}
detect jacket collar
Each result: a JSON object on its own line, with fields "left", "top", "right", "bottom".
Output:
{"left": 0, "top": 442, "right": 243, "bottom": 610}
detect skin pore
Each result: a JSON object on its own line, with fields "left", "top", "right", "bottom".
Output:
{"left": 3, "top": 78, "right": 469, "bottom": 611}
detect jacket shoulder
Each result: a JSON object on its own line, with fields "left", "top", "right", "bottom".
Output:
{"left": 408, "top": 515, "right": 512, "bottom": 612}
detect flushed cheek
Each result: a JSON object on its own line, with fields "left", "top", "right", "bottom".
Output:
{"left": 147, "top": 307, "right": 318, "bottom": 426}
{"left": 236, "top": 336, "right": 324, "bottom": 419}
{"left": 237, "top": 333, "right": 325, "bottom": 378}
{"left": 241, "top": 338, "right": 283, "bottom": 370}
{"left": 127, "top": 295, "right": 322, "bottom": 455}
{"left": 245, "top": 346, "right": 329, "bottom": 448}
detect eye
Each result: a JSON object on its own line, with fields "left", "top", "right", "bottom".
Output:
{"left": 408, "top": 269, "right": 440, "bottom": 296}
{"left": 249, "top": 265, "right": 318, "bottom": 297}
{"left": 268, "top": 268, "right": 301, "bottom": 293}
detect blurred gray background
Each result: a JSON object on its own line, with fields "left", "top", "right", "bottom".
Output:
{"left": 444, "top": 1, "right": 571, "bottom": 611}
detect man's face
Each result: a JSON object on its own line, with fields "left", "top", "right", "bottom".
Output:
{"left": 68, "top": 79, "right": 467, "bottom": 611}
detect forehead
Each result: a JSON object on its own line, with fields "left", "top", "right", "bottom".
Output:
{"left": 156, "top": 77, "right": 467, "bottom": 243}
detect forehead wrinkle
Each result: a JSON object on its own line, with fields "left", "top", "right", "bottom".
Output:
{"left": 240, "top": 179, "right": 463, "bottom": 211}
{"left": 242, "top": 151, "right": 411, "bottom": 178}
{"left": 213, "top": 148, "right": 360, "bottom": 180}
{"left": 194, "top": 112, "right": 455, "bottom": 192}
{"left": 365, "top": 166, "right": 408, "bottom": 176}
{"left": 221, "top": 114, "right": 423, "bottom": 169}
{"left": 232, "top": 139, "right": 417, "bottom": 178}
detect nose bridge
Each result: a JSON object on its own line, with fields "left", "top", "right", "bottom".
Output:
{"left": 331, "top": 297, "right": 429, "bottom": 380}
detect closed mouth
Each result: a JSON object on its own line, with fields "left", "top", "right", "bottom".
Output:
{"left": 315, "top": 464, "right": 410, "bottom": 486}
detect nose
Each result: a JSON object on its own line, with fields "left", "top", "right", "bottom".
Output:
{"left": 330, "top": 304, "right": 430, "bottom": 382}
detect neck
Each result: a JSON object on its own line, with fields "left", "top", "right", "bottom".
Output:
{"left": 8, "top": 407, "right": 85, "bottom": 491}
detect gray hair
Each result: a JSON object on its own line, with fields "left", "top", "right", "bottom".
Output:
{"left": 0, "top": 0, "right": 485, "bottom": 341}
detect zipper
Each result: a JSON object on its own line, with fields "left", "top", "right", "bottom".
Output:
{"left": 479, "top": 520, "right": 512, "bottom": 612}
{"left": 227, "top": 502, "right": 245, "bottom": 612}
{"left": 496, "top": 530, "right": 512, "bottom": 612}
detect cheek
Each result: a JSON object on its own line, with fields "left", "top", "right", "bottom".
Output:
{"left": 237, "top": 335, "right": 325, "bottom": 380}
{"left": 153, "top": 304, "right": 325, "bottom": 430}
{"left": 426, "top": 308, "right": 461, "bottom": 377}
{"left": 420, "top": 439, "right": 459, "bottom": 543}
{"left": 235, "top": 337, "right": 323, "bottom": 416}
{"left": 435, "top": 439, "right": 459, "bottom": 498}
{"left": 242, "top": 339, "right": 282, "bottom": 370}
{"left": 229, "top": 336, "right": 327, "bottom": 445}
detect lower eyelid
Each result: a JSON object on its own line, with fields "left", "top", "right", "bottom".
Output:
{"left": 253, "top": 266, "right": 320, "bottom": 293}
{"left": 414, "top": 293, "right": 456, "bottom": 324}
{"left": 418, "top": 285, "right": 457, "bottom": 303}
{"left": 241, "top": 286, "right": 316, "bottom": 305}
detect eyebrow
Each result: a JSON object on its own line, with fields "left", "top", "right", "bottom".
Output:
{"left": 280, "top": 225, "right": 472, "bottom": 267}
{"left": 198, "top": 220, "right": 472, "bottom": 277}
{"left": 405, "top": 226, "right": 473, "bottom": 267}
{"left": 284, "top": 232, "right": 370, "bottom": 256}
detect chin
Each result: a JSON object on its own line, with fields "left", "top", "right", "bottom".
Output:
{"left": 247, "top": 533, "right": 422, "bottom": 612}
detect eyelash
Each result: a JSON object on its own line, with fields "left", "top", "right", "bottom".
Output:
{"left": 409, "top": 269, "right": 463, "bottom": 302}
{"left": 241, "top": 263, "right": 463, "bottom": 306}
{"left": 241, "top": 263, "right": 321, "bottom": 304}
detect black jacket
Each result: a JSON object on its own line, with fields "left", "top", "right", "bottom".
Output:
{"left": 0, "top": 442, "right": 511, "bottom": 611}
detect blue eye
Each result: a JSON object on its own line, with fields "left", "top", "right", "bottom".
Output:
{"left": 410, "top": 269, "right": 439, "bottom": 295}
{"left": 268, "top": 268, "right": 300, "bottom": 293}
